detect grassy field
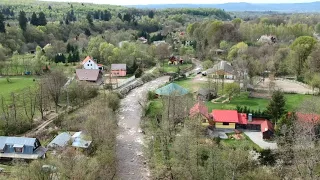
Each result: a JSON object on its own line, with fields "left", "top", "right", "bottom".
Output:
{"left": 0, "top": 76, "right": 37, "bottom": 98}
{"left": 162, "top": 63, "right": 193, "bottom": 73}
{"left": 206, "top": 93, "right": 312, "bottom": 112}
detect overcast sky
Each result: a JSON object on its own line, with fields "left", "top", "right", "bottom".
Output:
{"left": 42, "top": 0, "right": 318, "bottom": 5}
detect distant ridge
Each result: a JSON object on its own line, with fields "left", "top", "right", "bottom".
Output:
{"left": 128, "top": 1, "right": 320, "bottom": 12}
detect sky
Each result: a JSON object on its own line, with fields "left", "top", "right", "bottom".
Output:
{"left": 42, "top": 0, "right": 318, "bottom": 5}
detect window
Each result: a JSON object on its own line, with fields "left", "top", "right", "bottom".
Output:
{"left": 87, "top": 64, "right": 89, "bottom": 66}
{"left": 223, "top": 122, "right": 229, "bottom": 126}
{"left": 91, "top": 64, "right": 92, "bottom": 66}
{"left": 14, "top": 147, "right": 23, "bottom": 153}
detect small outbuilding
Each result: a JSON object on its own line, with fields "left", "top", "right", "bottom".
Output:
{"left": 155, "top": 83, "right": 189, "bottom": 96}
{"left": 196, "top": 88, "right": 217, "bottom": 101}
{"left": 47, "top": 132, "right": 71, "bottom": 149}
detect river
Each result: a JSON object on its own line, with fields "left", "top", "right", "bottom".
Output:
{"left": 116, "top": 76, "right": 170, "bottom": 180}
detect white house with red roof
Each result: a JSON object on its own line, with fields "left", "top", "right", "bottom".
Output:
{"left": 81, "top": 56, "right": 103, "bottom": 70}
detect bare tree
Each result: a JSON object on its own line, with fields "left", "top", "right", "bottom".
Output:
{"left": 42, "top": 70, "right": 67, "bottom": 112}
{"left": 22, "top": 87, "right": 37, "bottom": 122}
{"left": 36, "top": 81, "right": 49, "bottom": 120}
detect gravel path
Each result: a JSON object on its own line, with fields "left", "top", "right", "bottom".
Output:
{"left": 244, "top": 131, "right": 278, "bottom": 149}
{"left": 116, "top": 76, "right": 170, "bottom": 180}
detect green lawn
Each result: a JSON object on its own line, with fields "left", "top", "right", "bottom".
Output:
{"left": 174, "top": 78, "right": 207, "bottom": 92}
{"left": 0, "top": 76, "right": 37, "bottom": 98}
{"left": 162, "top": 63, "right": 193, "bottom": 73}
{"left": 206, "top": 93, "right": 312, "bottom": 112}
{"left": 221, "top": 133, "right": 262, "bottom": 151}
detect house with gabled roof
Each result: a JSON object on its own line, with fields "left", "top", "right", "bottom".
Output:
{"left": 111, "top": 64, "right": 127, "bottom": 77}
{"left": 204, "top": 61, "right": 235, "bottom": 79}
{"left": 189, "top": 102, "right": 213, "bottom": 125}
{"left": 76, "top": 69, "right": 101, "bottom": 83}
{"left": 212, "top": 110, "right": 274, "bottom": 139}
{"left": 81, "top": 56, "right": 103, "bottom": 70}
{"left": 0, "top": 136, "right": 47, "bottom": 159}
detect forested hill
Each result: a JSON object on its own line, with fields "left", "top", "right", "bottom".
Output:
{"left": 130, "top": 2, "right": 320, "bottom": 12}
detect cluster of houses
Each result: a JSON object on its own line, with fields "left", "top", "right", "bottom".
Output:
{"left": 75, "top": 56, "right": 127, "bottom": 83}
{"left": 155, "top": 83, "right": 274, "bottom": 139}
{"left": 0, "top": 131, "right": 91, "bottom": 160}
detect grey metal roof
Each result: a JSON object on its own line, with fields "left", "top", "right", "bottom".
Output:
{"left": 0, "top": 136, "right": 36, "bottom": 147}
{"left": 47, "top": 132, "right": 71, "bottom": 148}
{"left": 206, "top": 61, "right": 234, "bottom": 75}
{"left": 111, "top": 64, "right": 126, "bottom": 70}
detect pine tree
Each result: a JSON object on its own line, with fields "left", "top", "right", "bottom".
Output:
{"left": 30, "top": 12, "right": 38, "bottom": 26}
{"left": 84, "top": 28, "right": 91, "bottom": 36}
{"left": 86, "top": 13, "right": 93, "bottom": 25}
{"left": 267, "top": 90, "right": 286, "bottom": 124}
{"left": 18, "top": 11, "right": 28, "bottom": 31}
{"left": 0, "top": 12, "right": 5, "bottom": 33}
{"left": 38, "top": 12, "right": 47, "bottom": 26}
{"left": 148, "top": 10, "right": 154, "bottom": 18}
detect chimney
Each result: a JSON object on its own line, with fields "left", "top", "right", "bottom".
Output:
{"left": 248, "top": 113, "right": 252, "bottom": 122}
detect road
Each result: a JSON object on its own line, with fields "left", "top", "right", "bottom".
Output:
{"left": 244, "top": 131, "right": 277, "bottom": 150}
{"left": 116, "top": 76, "right": 170, "bottom": 180}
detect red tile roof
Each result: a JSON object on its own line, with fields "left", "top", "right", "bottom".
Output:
{"left": 295, "top": 112, "right": 320, "bottom": 124}
{"left": 190, "top": 102, "right": 209, "bottom": 119}
{"left": 76, "top": 69, "right": 100, "bottom": 81}
{"left": 212, "top": 110, "right": 239, "bottom": 123}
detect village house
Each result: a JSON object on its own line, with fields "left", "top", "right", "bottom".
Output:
{"left": 189, "top": 103, "right": 274, "bottom": 139}
{"left": 47, "top": 131, "right": 92, "bottom": 150}
{"left": 0, "top": 136, "right": 47, "bottom": 159}
{"left": 203, "top": 61, "right": 235, "bottom": 79}
{"left": 81, "top": 56, "right": 103, "bottom": 70}
{"left": 111, "top": 64, "right": 127, "bottom": 77}
{"left": 76, "top": 69, "right": 101, "bottom": 83}
{"left": 196, "top": 88, "right": 217, "bottom": 101}
{"left": 168, "top": 56, "right": 184, "bottom": 65}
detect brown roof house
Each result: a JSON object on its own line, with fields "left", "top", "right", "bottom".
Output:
{"left": 76, "top": 69, "right": 101, "bottom": 83}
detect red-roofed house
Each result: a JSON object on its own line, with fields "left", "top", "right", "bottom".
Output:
{"left": 189, "top": 102, "right": 213, "bottom": 125}
{"left": 211, "top": 110, "right": 274, "bottom": 139}
{"left": 81, "top": 56, "right": 103, "bottom": 70}
{"left": 212, "top": 110, "right": 239, "bottom": 129}
{"left": 295, "top": 112, "right": 320, "bottom": 124}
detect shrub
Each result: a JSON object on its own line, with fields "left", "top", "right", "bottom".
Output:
{"left": 141, "top": 73, "right": 155, "bottom": 83}
{"left": 134, "top": 68, "right": 143, "bottom": 78}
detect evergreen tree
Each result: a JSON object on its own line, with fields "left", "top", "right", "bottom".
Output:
{"left": 38, "top": 12, "right": 47, "bottom": 26}
{"left": 117, "top": 13, "right": 122, "bottom": 21}
{"left": 267, "top": 90, "right": 286, "bottom": 124}
{"left": 0, "top": 12, "right": 5, "bottom": 33}
{"left": 18, "top": 11, "right": 28, "bottom": 31}
{"left": 103, "top": 10, "right": 111, "bottom": 21}
{"left": 93, "top": 11, "right": 100, "bottom": 19}
{"left": 148, "top": 10, "right": 154, "bottom": 18}
{"left": 48, "top": 5, "right": 52, "bottom": 10}
{"left": 86, "top": 13, "right": 93, "bottom": 25}
{"left": 30, "top": 12, "right": 38, "bottom": 26}
{"left": 84, "top": 28, "right": 91, "bottom": 36}
{"left": 65, "top": 18, "right": 69, "bottom": 25}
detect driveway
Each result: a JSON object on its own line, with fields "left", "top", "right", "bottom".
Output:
{"left": 244, "top": 131, "right": 277, "bottom": 149}
{"left": 116, "top": 76, "right": 170, "bottom": 180}
{"left": 256, "top": 78, "right": 314, "bottom": 94}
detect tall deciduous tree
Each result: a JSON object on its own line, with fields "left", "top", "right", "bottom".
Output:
{"left": 18, "top": 11, "right": 28, "bottom": 31}
{"left": 290, "top": 36, "right": 317, "bottom": 77}
{"left": 42, "top": 70, "right": 67, "bottom": 112}
{"left": 267, "top": 90, "right": 286, "bottom": 124}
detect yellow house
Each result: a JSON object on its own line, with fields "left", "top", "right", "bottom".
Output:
{"left": 212, "top": 110, "right": 239, "bottom": 129}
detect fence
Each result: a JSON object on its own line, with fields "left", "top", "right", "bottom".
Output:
{"left": 112, "top": 76, "right": 136, "bottom": 89}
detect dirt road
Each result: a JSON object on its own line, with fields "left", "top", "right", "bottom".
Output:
{"left": 116, "top": 76, "right": 170, "bottom": 180}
